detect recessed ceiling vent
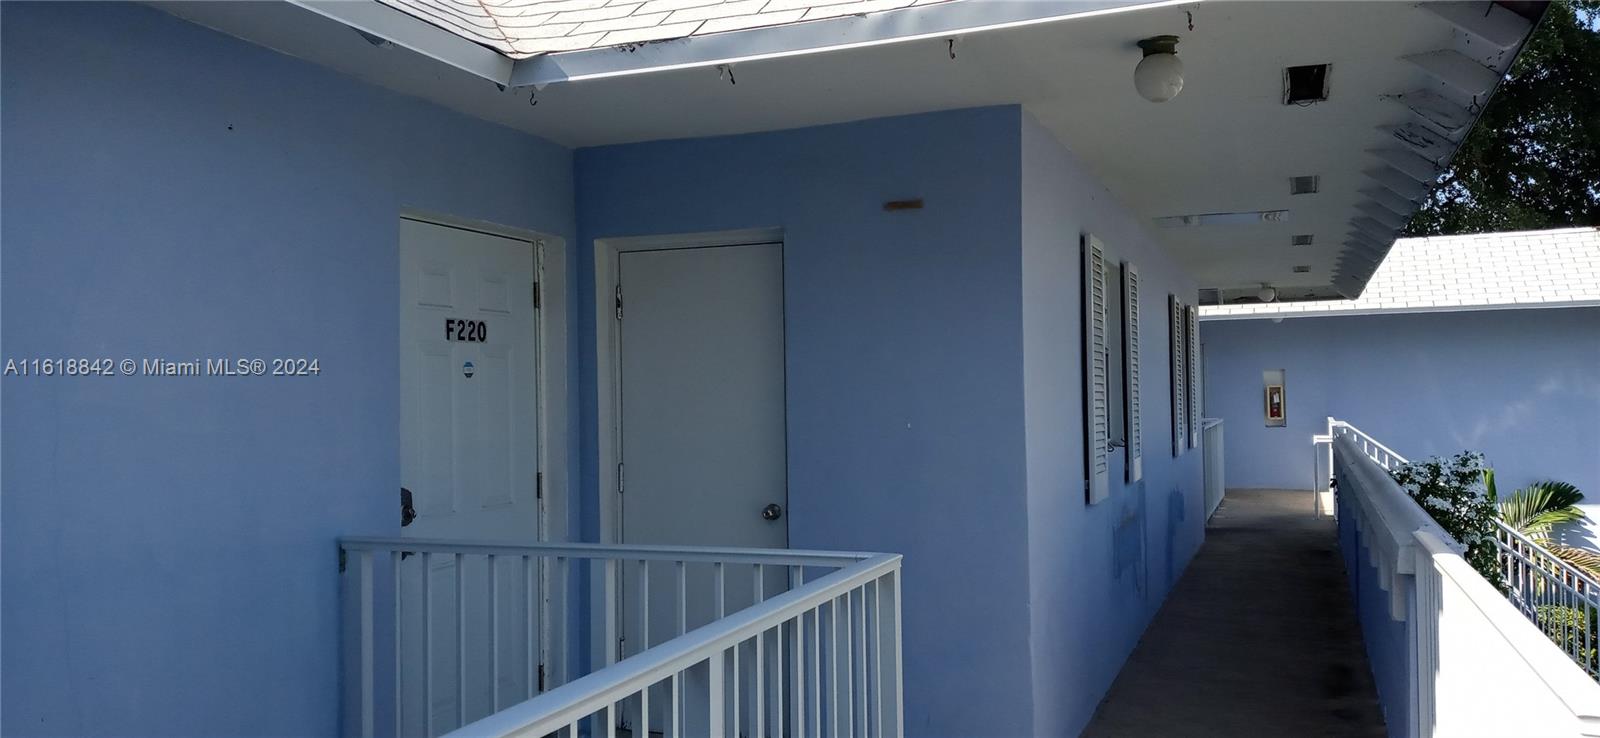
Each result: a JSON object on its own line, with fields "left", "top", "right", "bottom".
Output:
{"left": 1290, "top": 175, "right": 1321, "bottom": 195}
{"left": 1284, "top": 64, "right": 1331, "bottom": 105}
{"left": 1293, "top": 265, "right": 1312, "bottom": 273}
{"left": 1292, "top": 234, "right": 1315, "bottom": 246}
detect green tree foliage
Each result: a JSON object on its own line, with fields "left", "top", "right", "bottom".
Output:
{"left": 1407, "top": 2, "right": 1600, "bottom": 235}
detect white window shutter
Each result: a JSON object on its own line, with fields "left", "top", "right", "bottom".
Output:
{"left": 1170, "top": 294, "right": 1187, "bottom": 456}
{"left": 1123, "top": 263, "right": 1142, "bottom": 482}
{"left": 1186, "top": 304, "right": 1202, "bottom": 450}
{"left": 1083, "top": 235, "right": 1110, "bottom": 504}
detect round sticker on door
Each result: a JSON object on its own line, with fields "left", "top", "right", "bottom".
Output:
{"left": 462, "top": 360, "right": 475, "bottom": 379}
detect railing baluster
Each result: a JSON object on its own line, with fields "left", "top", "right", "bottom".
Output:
{"left": 756, "top": 625, "right": 766, "bottom": 738}
{"left": 456, "top": 553, "right": 466, "bottom": 729}
{"left": 676, "top": 560, "right": 687, "bottom": 637}
{"left": 393, "top": 550, "right": 403, "bottom": 738}
{"left": 710, "top": 652, "right": 726, "bottom": 738}
{"left": 671, "top": 670, "right": 681, "bottom": 738}
{"left": 556, "top": 556, "right": 567, "bottom": 689}
{"left": 732, "top": 636, "right": 741, "bottom": 737}
{"left": 871, "top": 580, "right": 882, "bottom": 738}
{"left": 604, "top": 559, "right": 619, "bottom": 667}
{"left": 490, "top": 554, "right": 500, "bottom": 714}
{"left": 525, "top": 555, "right": 535, "bottom": 700}
{"left": 715, "top": 562, "right": 726, "bottom": 619}
{"left": 831, "top": 597, "right": 842, "bottom": 736}
{"left": 423, "top": 553, "right": 434, "bottom": 737}
{"left": 855, "top": 585, "right": 867, "bottom": 738}
{"left": 793, "top": 615, "right": 806, "bottom": 738}
{"left": 811, "top": 607, "right": 821, "bottom": 738}
{"left": 775, "top": 618, "right": 785, "bottom": 738}
{"left": 639, "top": 560, "right": 650, "bottom": 652}
{"left": 845, "top": 590, "right": 856, "bottom": 738}
{"left": 357, "top": 549, "right": 376, "bottom": 738}
{"left": 640, "top": 677, "right": 650, "bottom": 738}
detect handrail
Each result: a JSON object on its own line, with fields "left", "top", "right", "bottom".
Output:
{"left": 446, "top": 553, "right": 904, "bottom": 738}
{"left": 1415, "top": 530, "right": 1600, "bottom": 735}
{"left": 1333, "top": 432, "right": 1458, "bottom": 620}
{"left": 339, "top": 535, "right": 877, "bottom": 568}
{"left": 1330, "top": 418, "right": 1408, "bottom": 468}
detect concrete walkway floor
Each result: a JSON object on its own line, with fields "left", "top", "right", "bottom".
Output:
{"left": 1082, "top": 489, "right": 1387, "bottom": 737}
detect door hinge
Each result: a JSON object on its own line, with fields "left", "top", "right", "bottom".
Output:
{"left": 617, "top": 463, "right": 625, "bottom": 494}
{"left": 536, "top": 471, "right": 544, "bottom": 500}
{"left": 532, "top": 281, "right": 542, "bottom": 309}
{"left": 537, "top": 663, "right": 546, "bottom": 692}
{"left": 338, "top": 548, "right": 347, "bottom": 573}
{"left": 614, "top": 283, "right": 624, "bottom": 320}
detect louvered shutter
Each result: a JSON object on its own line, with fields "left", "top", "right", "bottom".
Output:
{"left": 1122, "top": 263, "right": 1142, "bottom": 482}
{"left": 1083, "top": 235, "right": 1110, "bottom": 504}
{"left": 1186, "top": 304, "right": 1202, "bottom": 450}
{"left": 1170, "top": 295, "right": 1187, "bottom": 456}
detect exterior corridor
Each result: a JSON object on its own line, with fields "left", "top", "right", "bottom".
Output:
{"left": 1083, "top": 489, "right": 1387, "bottom": 737}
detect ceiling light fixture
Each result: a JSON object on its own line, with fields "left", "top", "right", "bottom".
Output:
{"left": 1134, "top": 35, "right": 1184, "bottom": 103}
{"left": 1258, "top": 285, "right": 1279, "bottom": 302}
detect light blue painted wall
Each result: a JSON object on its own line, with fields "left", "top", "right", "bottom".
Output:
{"left": 1019, "top": 112, "right": 1207, "bottom": 737}
{"left": 1202, "top": 308, "right": 1600, "bottom": 497}
{"left": 0, "top": 4, "right": 576, "bottom": 736}
{"left": 574, "top": 107, "right": 1037, "bottom": 737}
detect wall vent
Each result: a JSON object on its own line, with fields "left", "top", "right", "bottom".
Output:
{"left": 1293, "top": 265, "right": 1312, "bottom": 273}
{"left": 1284, "top": 64, "right": 1331, "bottom": 104}
{"left": 1290, "top": 175, "right": 1320, "bottom": 195}
{"left": 1291, "top": 234, "right": 1315, "bottom": 246}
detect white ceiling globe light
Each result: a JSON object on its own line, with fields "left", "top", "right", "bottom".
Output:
{"left": 1258, "top": 286, "right": 1279, "bottom": 302}
{"left": 1134, "top": 35, "right": 1184, "bottom": 103}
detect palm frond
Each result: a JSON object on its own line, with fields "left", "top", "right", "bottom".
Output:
{"left": 1499, "top": 480, "right": 1587, "bottom": 541}
{"left": 1551, "top": 545, "right": 1600, "bottom": 581}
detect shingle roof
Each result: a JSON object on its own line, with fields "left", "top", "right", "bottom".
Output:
{"left": 1200, "top": 227, "right": 1600, "bottom": 320}
{"left": 377, "top": 0, "right": 955, "bottom": 57}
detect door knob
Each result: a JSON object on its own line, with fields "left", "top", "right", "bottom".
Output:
{"left": 401, "top": 487, "right": 417, "bottom": 527}
{"left": 761, "top": 503, "right": 783, "bottom": 521}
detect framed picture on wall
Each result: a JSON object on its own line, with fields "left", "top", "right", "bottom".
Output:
{"left": 1265, "top": 384, "right": 1286, "bottom": 424}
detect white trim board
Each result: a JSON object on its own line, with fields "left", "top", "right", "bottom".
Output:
{"left": 1199, "top": 300, "right": 1600, "bottom": 322}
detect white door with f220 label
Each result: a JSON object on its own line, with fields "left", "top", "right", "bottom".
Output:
{"left": 399, "top": 217, "right": 544, "bottom": 737}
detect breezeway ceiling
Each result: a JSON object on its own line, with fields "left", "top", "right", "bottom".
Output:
{"left": 157, "top": 0, "right": 1537, "bottom": 301}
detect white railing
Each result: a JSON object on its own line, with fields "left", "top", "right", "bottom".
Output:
{"left": 1313, "top": 417, "right": 1409, "bottom": 517}
{"left": 338, "top": 538, "right": 902, "bottom": 738}
{"left": 1201, "top": 418, "right": 1225, "bottom": 519}
{"left": 1493, "top": 521, "right": 1600, "bottom": 679}
{"left": 1333, "top": 428, "right": 1600, "bottom": 737}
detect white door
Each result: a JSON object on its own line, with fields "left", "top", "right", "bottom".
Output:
{"left": 398, "top": 218, "right": 543, "bottom": 736}
{"left": 614, "top": 242, "right": 789, "bottom": 733}
{"left": 617, "top": 242, "right": 788, "bottom": 552}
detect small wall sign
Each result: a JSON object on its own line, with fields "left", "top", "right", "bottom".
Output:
{"left": 462, "top": 361, "right": 475, "bottom": 379}
{"left": 445, "top": 318, "right": 487, "bottom": 343}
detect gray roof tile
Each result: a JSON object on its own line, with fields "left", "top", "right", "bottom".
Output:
{"left": 378, "top": 0, "right": 956, "bottom": 56}
{"left": 1202, "top": 227, "right": 1600, "bottom": 320}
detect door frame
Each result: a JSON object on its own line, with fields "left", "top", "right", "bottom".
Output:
{"left": 399, "top": 208, "right": 573, "bottom": 684}
{"left": 590, "top": 227, "right": 784, "bottom": 670}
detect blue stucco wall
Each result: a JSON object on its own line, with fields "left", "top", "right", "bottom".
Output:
{"left": 0, "top": 4, "right": 575, "bottom": 736}
{"left": 1019, "top": 113, "right": 1207, "bottom": 736}
{"left": 574, "top": 107, "right": 1035, "bottom": 737}
{"left": 1202, "top": 308, "right": 1600, "bottom": 497}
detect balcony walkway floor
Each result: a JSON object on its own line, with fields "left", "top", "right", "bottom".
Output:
{"left": 1083, "top": 489, "right": 1387, "bottom": 737}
